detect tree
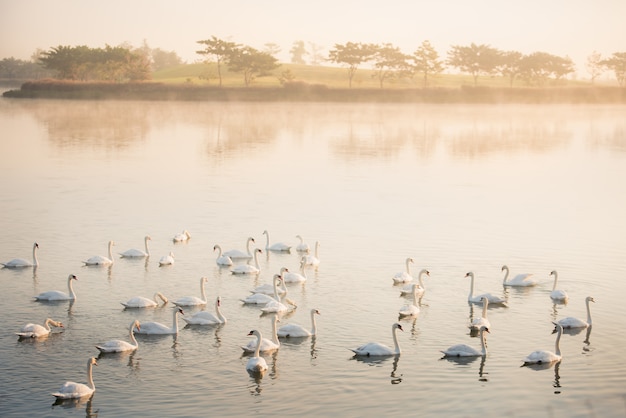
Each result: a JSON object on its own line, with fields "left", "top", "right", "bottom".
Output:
{"left": 371, "top": 43, "right": 411, "bottom": 88}
{"left": 308, "top": 42, "right": 325, "bottom": 66}
{"left": 328, "top": 42, "right": 376, "bottom": 88}
{"left": 518, "top": 52, "right": 574, "bottom": 86}
{"left": 226, "top": 46, "right": 279, "bottom": 86}
{"left": 447, "top": 43, "right": 501, "bottom": 86}
{"left": 601, "top": 52, "right": 626, "bottom": 86}
{"left": 289, "top": 40, "right": 307, "bottom": 64}
{"left": 498, "top": 51, "right": 523, "bottom": 87}
{"left": 151, "top": 48, "right": 183, "bottom": 71}
{"left": 263, "top": 43, "right": 281, "bottom": 58}
{"left": 196, "top": 36, "right": 240, "bottom": 86}
{"left": 412, "top": 40, "right": 444, "bottom": 87}
{"left": 586, "top": 51, "right": 604, "bottom": 84}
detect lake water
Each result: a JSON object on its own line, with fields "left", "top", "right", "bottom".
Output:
{"left": 0, "top": 97, "right": 625, "bottom": 417}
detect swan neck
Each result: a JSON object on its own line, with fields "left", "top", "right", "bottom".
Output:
{"left": 172, "top": 309, "right": 180, "bottom": 333}
{"left": 44, "top": 318, "right": 53, "bottom": 331}
{"left": 33, "top": 244, "right": 39, "bottom": 266}
{"left": 392, "top": 325, "right": 401, "bottom": 354}
{"left": 586, "top": 300, "right": 593, "bottom": 325}
{"left": 107, "top": 242, "right": 114, "bottom": 262}
{"left": 502, "top": 267, "right": 509, "bottom": 283}
{"left": 554, "top": 328, "right": 562, "bottom": 356}
{"left": 310, "top": 310, "right": 318, "bottom": 335}
{"left": 412, "top": 286, "right": 419, "bottom": 306}
{"left": 405, "top": 259, "right": 411, "bottom": 274}
{"left": 314, "top": 242, "right": 319, "bottom": 257}
{"left": 418, "top": 271, "right": 425, "bottom": 288}
{"left": 254, "top": 332, "right": 262, "bottom": 357}
{"left": 246, "top": 238, "right": 253, "bottom": 255}
{"left": 144, "top": 237, "right": 150, "bottom": 256}
{"left": 468, "top": 274, "right": 475, "bottom": 300}
{"left": 552, "top": 272, "right": 558, "bottom": 291}
{"left": 480, "top": 329, "right": 488, "bottom": 355}
{"left": 68, "top": 277, "right": 76, "bottom": 300}
{"left": 129, "top": 322, "right": 139, "bottom": 348}
{"left": 271, "top": 317, "right": 279, "bottom": 345}
{"left": 481, "top": 300, "right": 489, "bottom": 318}
{"left": 216, "top": 300, "right": 226, "bottom": 323}
{"left": 200, "top": 279, "right": 207, "bottom": 302}
{"left": 272, "top": 276, "right": 280, "bottom": 301}
{"left": 264, "top": 231, "right": 270, "bottom": 249}
{"left": 87, "top": 361, "right": 95, "bottom": 391}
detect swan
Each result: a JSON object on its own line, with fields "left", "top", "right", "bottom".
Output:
{"left": 350, "top": 323, "right": 404, "bottom": 356}
{"left": 223, "top": 237, "right": 255, "bottom": 260}
{"left": 173, "top": 230, "right": 191, "bottom": 242}
{"left": 250, "top": 273, "right": 287, "bottom": 296}
{"left": 158, "top": 252, "right": 175, "bottom": 266}
{"left": 281, "top": 259, "right": 307, "bottom": 283}
{"left": 2, "top": 242, "right": 39, "bottom": 268}
{"left": 442, "top": 326, "right": 490, "bottom": 357}
{"left": 34, "top": 274, "right": 78, "bottom": 301}
{"left": 96, "top": 320, "right": 141, "bottom": 353}
{"left": 183, "top": 296, "right": 227, "bottom": 325}
{"left": 52, "top": 358, "right": 98, "bottom": 399}
{"left": 501, "top": 265, "right": 537, "bottom": 287}
{"left": 263, "top": 229, "right": 291, "bottom": 252}
{"left": 119, "top": 235, "right": 151, "bottom": 258}
{"left": 213, "top": 244, "right": 233, "bottom": 266}
{"left": 243, "top": 274, "right": 284, "bottom": 304}
{"left": 303, "top": 241, "right": 320, "bottom": 268}
{"left": 135, "top": 308, "right": 184, "bottom": 335}
{"left": 83, "top": 241, "right": 114, "bottom": 266}
{"left": 549, "top": 270, "right": 569, "bottom": 302}
{"left": 392, "top": 257, "right": 415, "bottom": 284}
{"left": 470, "top": 297, "right": 491, "bottom": 331}
{"left": 278, "top": 308, "right": 320, "bottom": 338}
{"left": 230, "top": 248, "right": 262, "bottom": 275}
{"left": 523, "top": 322, "right": 563, "bottom": 365}
{"left": 121, "top": 292, "right": 168, "bottom": 308}
{"left": 465, "top": 272, "right": 507, "bottom": 305}
{"left": 16, "top": 318, "right": 64, "bottom": 338}
{"left": 241, "top": 314, "right": 280, "bottom": 353}
{"left": 398, "top": 284, "right": 421, "bottom": 317}
{"left": 245, "top": 330, "right": 268, "bottom": 374}
{"left": 295, "top": 235, "right": 310, "bottom": 253}
{"left": 558, "top": 296, "right": 595, "bottom": 328}
{"left": 260, "top": 276, "right": 296, "bottom": 314}
{"left": 173, "top": 277, "right": 208, "bottom": 306}
{"left": 399, "top": 269, "right": 430, "bottom": 297}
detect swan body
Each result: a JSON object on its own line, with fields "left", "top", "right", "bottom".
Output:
{"left": 281, "top": 260, "right": 307, "bottom": 283}
{"left": 501, "top": 265, "right": 537, "bottom": 287}
{"left": 16, "top": 318, "right": 63, "bottom": 338}
{"left": 135, "top": 308, "right": 184, "bottom": 335}
{"left": 158, "top": 252, "right": 175, "bottom": 266}
{"left": 96, "top": 320, "right": 140, "bottom": 353}
{"left": 442, "top": 326, "right": 490, "bottom": 357}
{"left": 83, "top": 241, "right": 114, "bottom": 266}
{"left": 213, "top": 244, "right": 233, "bottom": 266}
{"left": 230, "top": 248, "right": 262, "bottom": 275}
{"left": 2, "top": 242, "right": 39, "bottom": 268}
{"left": 523, "top": 322, "right": 563, "bottom": 365}
{"left": 398, "top": 284, "right": 420, "bottom": 317}
{"left": 242, "top": 315, "right": 280, "bottom": 353}
{"left": 52, "top": 358, "right": 97, "bottom": 399}
{"left": 183, "top": 297, "right": 227, "bottom": 325}
{"left": 223, "top": 237, "right": 255, "bottom": 260}
{"left": 119, "top": 235, "right": 151, "bottom": 258}
{"left": 278, "top": 308, "right": 320, "bottom": 338}
{"left": 259, "top": 276, "right": 295, "bottom": 314}
{"left": 34, "top": 274, "right": 78, "bottom": 301}
{"left": 558, "top": 296, "right": 594, "bottom": 328}
{"left": 350, "top": 323, "right": 403, "bottom": 356}
{"left": 399, "top": 269, "right": 430, "bottom": 296}
{"left": 303, "top": 241, "right": 320, "bottom": 267}
{"left": 470, "top": 297, "right": 491, "bottom": 331}
{"left": 392, "top": 257, "right": 415, "bottom": 284}
{"left": 465, "top": 272, "right": 507, "bottom": 305}
{"left": 173, "top": 230, "right": 191, "bottom": 242}
{"left": 549, "top": 270, "right": 569, "bottom": 302}
{"left": 295, "top": 235, "right": 310, "bottom": 253}
{"left": 245, "top": 330, "right": 268, "bottom": 373}
{"left": 250, "top": 274, "right": 287, "bottom": 296}
{"left": 121, "top": 292, "right": 168, "bottom": 308}
{"left": 173, "top": 277, "right": 208, "bottom": 306}
{"left": 263, "top": 229, "right": 291, "bottom": 252}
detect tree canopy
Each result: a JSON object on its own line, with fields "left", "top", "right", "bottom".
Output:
{"left": 328, "top": 42, "right": 377, "bottom": 88}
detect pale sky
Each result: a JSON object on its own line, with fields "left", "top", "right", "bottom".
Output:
{"left": 1, "top": 0, "right": 624, "bottom": 78}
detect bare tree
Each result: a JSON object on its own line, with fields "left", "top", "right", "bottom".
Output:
{"left": 586, "top": 51, "right": 604, "bottom": 84}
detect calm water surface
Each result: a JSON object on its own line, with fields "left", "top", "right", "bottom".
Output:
{"left": 0, "top": 98, "right": 625, "bottom": 417}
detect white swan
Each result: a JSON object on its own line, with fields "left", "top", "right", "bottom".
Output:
{"left": 223, "top": 237, "right": 255, "bottom": 260}
{"left": 34, "top": 274, "right": 78, "bottom": 301}
{"left": 2, "top": 242, "right": 39, "bottom": 268}
{"left": 213, "top": 244, "right": 233, "bottom": 266}
{"left": 119, "top": 235, "right": 151, "bottom": 258}
{"left": 16, "top": 318, "right": 64, "bottom": 338}
{"left": 250, "top": 273, "right": 287, "bottom": 296}
{"left": 470, "top": 297, "right": 491, "bottom": 331}
{"left": 183, "top": 296, "right": 227, "bottom": 325}
{"left": 52, "top": 357, "right": 98, "bottom": 399}
{"left": 303, "top": 241, "right": 320, "bottom": 268}
{"left": 260, "top": 275, "right": 296, "bottom": 314}
{"left": 173, "top": 230, "right": 191, "bottom": 242}
{"left": 121, "top": 292, "right": 168, "bottom": 308}
{"left": 83, "top": 241, "right": 114, "bottom": 266}
{"left": 350, "top": 323, "right": 404, "bottom": 356}
{"left": 398, "top": 284, "right": 421, "bottom": 317}
{"left": 241, "top": 314, "right": 280, "bottom": 353}
{"left": 158, "top": 252, "right": 175, "bottom": 266}
{"left": 523, "top": 322, "right": 563, "bottom": 365}
{"left": 392, "top": 257, "right": 415, "bottom": 284}
{"left": 245, "top": 330, "right": 268, "bottom": 374}
{"left": 96, "top": 320, "right": 141, "bottom": 353}
{"left": 549, "top": 270, "right": 569, "bottom": 302}
{"left": 295, "top": 235, "right": 310, "bottom": 253}
{"left": 173, "top": 277, "right": 208, "bottom": 306}
{"left": 558, "top": 296, "right": 595, "bottom": 329}
{"left": 278, "top": 308, "right": 320, "bottom": 338}
{"left": 135, "top": 308, "right": 184, "bottom": 335}
{"left": 501, "top": 265, "right": 537, "bottom": 287}
{"left": 442, "top": 326, "right": 490, "bottom": 357}
{"left": 242, "top": 274, "right": 284, "bottom": 304}
{"left": 230, "top": 248, "right": 262, "bottom": 275}
{"left": 263, "top": 229, "right": 291, "bottom": 252}
{"left": 465, "top": 272, "right": 507, "bottom": 305}
{"left": 399, "top": 269, "right": 430, "bottom": 297}
{"left": 281, "top": 259, "right": 308, "bottom": 283}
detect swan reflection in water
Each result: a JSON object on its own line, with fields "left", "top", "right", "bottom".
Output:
{"left": 390, "top": 355, "right": 402, "bottom": 384}
{"left": 583, "top": 325, "right": 593, "bottom": 353}
{"left": 52, "top": 393, "right": 98, "bottom": 418}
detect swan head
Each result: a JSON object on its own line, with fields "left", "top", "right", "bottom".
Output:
{"left": 34, "top": 242, "right": 39, "bottom": 249}
{"left": 465, "top": 272, "right": 474, "bottom": 279}
{"left": 213, "top": 245, "right": 219, "bottom": 252}
{"left": 89, "top": 357, "right": 98, "bottom": 367}
{"left": 177, "top": 307, "right": 185, "bottom": 315}
{"left": 479, "top": 326, "right": 490, "bottom": 334}
{"left": 145, "top": 235, "right": 152, "bottom": 241}
{"left": 216, "top": 297, "right": 221, "bottom": 306}
{"left": 201, "top": 277, "right": 208, "bottom": 284}
{"left": 280, "top": 267, "right": 289, "bottom": 274}
{"left": 311, "top": 308, "right": 321, "bottom": 316}
{"left": 586, "top": 296, "right": 595, "bottom": 303}
{"left": 501, "top": 265, "right": 508, "bottom": 272}
{"left": 551, "top": 322, "right": 563, "bottom": 334}
{"left": 263, "top": 230, "right": 268, "bottom": 235}
{"left": 393, "top": 323, "right": 404, "bottom": 332}
{"left": 247, "top": 329, "right": 261, "bottom": 337}
{"left": 550, "top": 270, "right": 557, "bottom": 277}
{"left": 248, "top": 237, "right": 256, "bottom": 243}
{"left": 255, "top": 248, "right": 262, "bottom": 254}
{"left": 131, "top": 320, "right": 141, "bottom": 332}
{"left": 68, "top": 274, "right": 78, "bottom": 281}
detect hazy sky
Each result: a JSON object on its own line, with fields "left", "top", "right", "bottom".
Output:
{"left": 1, "top": 0, "right": 624, "bottom": 77}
